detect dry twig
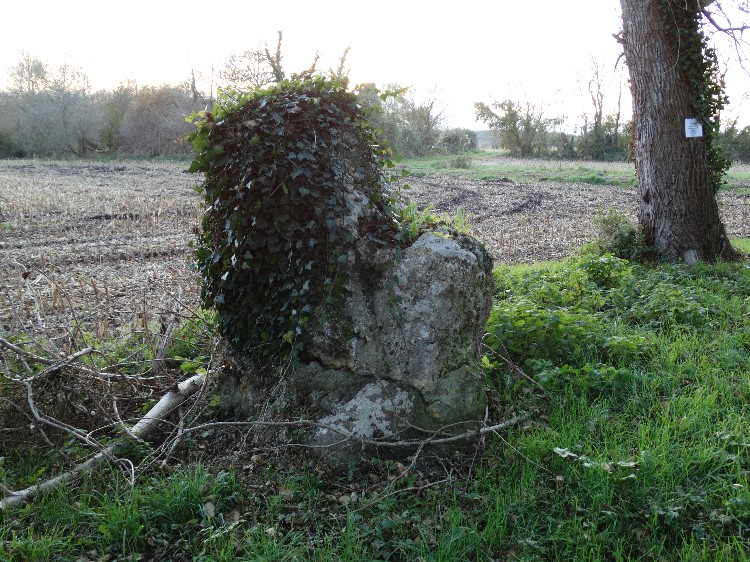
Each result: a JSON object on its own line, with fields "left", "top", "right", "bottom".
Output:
{"left": 0, "top": 373, "right": 206, "bottom": 510}
{"left": 482, "top": 336, "right": 548, "bottom": 394}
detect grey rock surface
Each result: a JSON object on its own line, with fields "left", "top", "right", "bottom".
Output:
{"left": 285, "top": 230, "right": 494, "bottom": 461}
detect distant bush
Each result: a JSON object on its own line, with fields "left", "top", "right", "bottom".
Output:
{"left": 439, "top": 128, "right": 477, "bottom": 154}
{"left": 0, "top": 128, "right": 23, "bottom": 158}
{"left": 354, "top": 83, "right": 446, "bottom": 158}
{"left": 475, "top": 99, "right": 551, "bottom": 158}
{"left": 119, "top": 86, "right": 197, "bottom": 157}
{"left": 450, "top": 154, "right": 472, "bottom": 168}
{"left": 718, "top": 121, "right": 750, "bottom": 163}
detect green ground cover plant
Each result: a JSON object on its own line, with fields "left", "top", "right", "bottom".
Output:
{"left": 3, "top": 252, "right": 750, "bottom": 560}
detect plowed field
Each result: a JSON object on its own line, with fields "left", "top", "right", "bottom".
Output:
{"left": 2, "top": 159, "right": 749, "bottom": 336}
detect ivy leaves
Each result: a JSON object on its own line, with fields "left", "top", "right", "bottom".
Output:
{"left": 187, "top": 78, "right": 397, "bottom": 365}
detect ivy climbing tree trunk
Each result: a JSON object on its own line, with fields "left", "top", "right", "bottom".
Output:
{"left": 619, "top": 0, "right": 737, "bottom": 263}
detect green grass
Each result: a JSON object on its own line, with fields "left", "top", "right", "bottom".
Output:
{"left": 732, "top": 238, "right": 750, "bottom": 254}
{"left": 4, "top": 255, "right": 750, "bottom": 559}
{"left": 399, "top": 150, "right": 639, "bottom": 188}
{"left": 401, "top": 150, "right": 750, "bottom": 191}
{"left": 724, "top": 166, "right": 750, "bottom": 192}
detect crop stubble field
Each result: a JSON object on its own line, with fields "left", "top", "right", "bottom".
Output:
{"left": 2, "top": 158, "right": 750, "bottom": 337}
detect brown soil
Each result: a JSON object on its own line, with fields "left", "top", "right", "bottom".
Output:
{"left": 405, "top": 173, "right": 750, "bottom": 262}
{"left": 2, "top": 159, "right": 749, "bottom": 336}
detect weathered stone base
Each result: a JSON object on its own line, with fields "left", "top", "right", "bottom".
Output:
{"left": 220, "top": 231, "right": 494, "bottom": 467}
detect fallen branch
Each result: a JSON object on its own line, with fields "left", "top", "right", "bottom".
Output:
{"left": 0, "top": 482, "right": 14, "bottom": 498}
{"left": 1, "top": 366, "right": 528, "bottom": 511}
{"left": 0, "top": 337, "right": 96, "bottom": 375}
{"left": 0, "top": 373, "right": 206, "bottom": 510}
{"left": 0, "top": 336, "right": 57, "bottom": 366}
{"left": 22, "top": 378, "right": 119, "bottom": 465}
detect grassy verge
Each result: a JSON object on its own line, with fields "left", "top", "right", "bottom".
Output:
{"left": 401, "top": 151, "right": 750, "bottom": 191}
{"left": 3, "top": 254, "right": 750, "bottom": 560}
{"left": 400, "top": 151, "right": 639, "bottom": 188}
{"left": 724, "top": 164, "right": 750, "bottom": 192}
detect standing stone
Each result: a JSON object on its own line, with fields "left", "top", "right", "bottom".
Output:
{"left": 223, "top": 226, "right": 494, "bottom": 465}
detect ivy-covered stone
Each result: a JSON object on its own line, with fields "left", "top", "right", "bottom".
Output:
{"left": 189, "top": 78, "right": 397, "bottom": 362}
{"left": 190, "top": 79, "right": 494, "bottom": 463}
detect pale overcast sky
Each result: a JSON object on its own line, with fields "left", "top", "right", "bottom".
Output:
{"left": 2, "top": 1, "right": 748, "bottom": 129}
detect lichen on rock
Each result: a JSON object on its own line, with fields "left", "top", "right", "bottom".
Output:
{"left": 297, "top": 230, "right": 493, "bottom": 456}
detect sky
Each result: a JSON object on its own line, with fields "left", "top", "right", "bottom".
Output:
{"left": 2, "top": 1, "right": 749, "bottom": 130}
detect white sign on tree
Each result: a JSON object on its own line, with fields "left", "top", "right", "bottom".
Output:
{"left": 685, "top": 118, "right": 704, "bottom": 138}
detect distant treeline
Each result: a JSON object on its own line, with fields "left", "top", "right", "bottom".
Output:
{"left": 2, "top": 50, "right": 749, "bottom": 163}
{"left": 0, "top": 51, "right": 202, "bottom": 159}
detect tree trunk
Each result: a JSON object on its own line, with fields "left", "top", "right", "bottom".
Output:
{"left": 619, "top": 0, "right": 736, "bottom": 263}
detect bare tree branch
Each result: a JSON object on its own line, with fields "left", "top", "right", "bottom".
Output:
{"left": 265, "top": 30, "right": 286, "bottom": 83}
{"left": 179, "top": 413, "right": 527, "bottom": 449}
{"left": 0, "top": 373, "right": 207, "bottom": 510}
{"left": 702, "top": 6, "right": 750, "bottom": 32}
{"left": 0, "top": 337, "right": 95, "bottom": 381}
{"left": 0, "top": 336, "right": 57, "bottom": 366}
